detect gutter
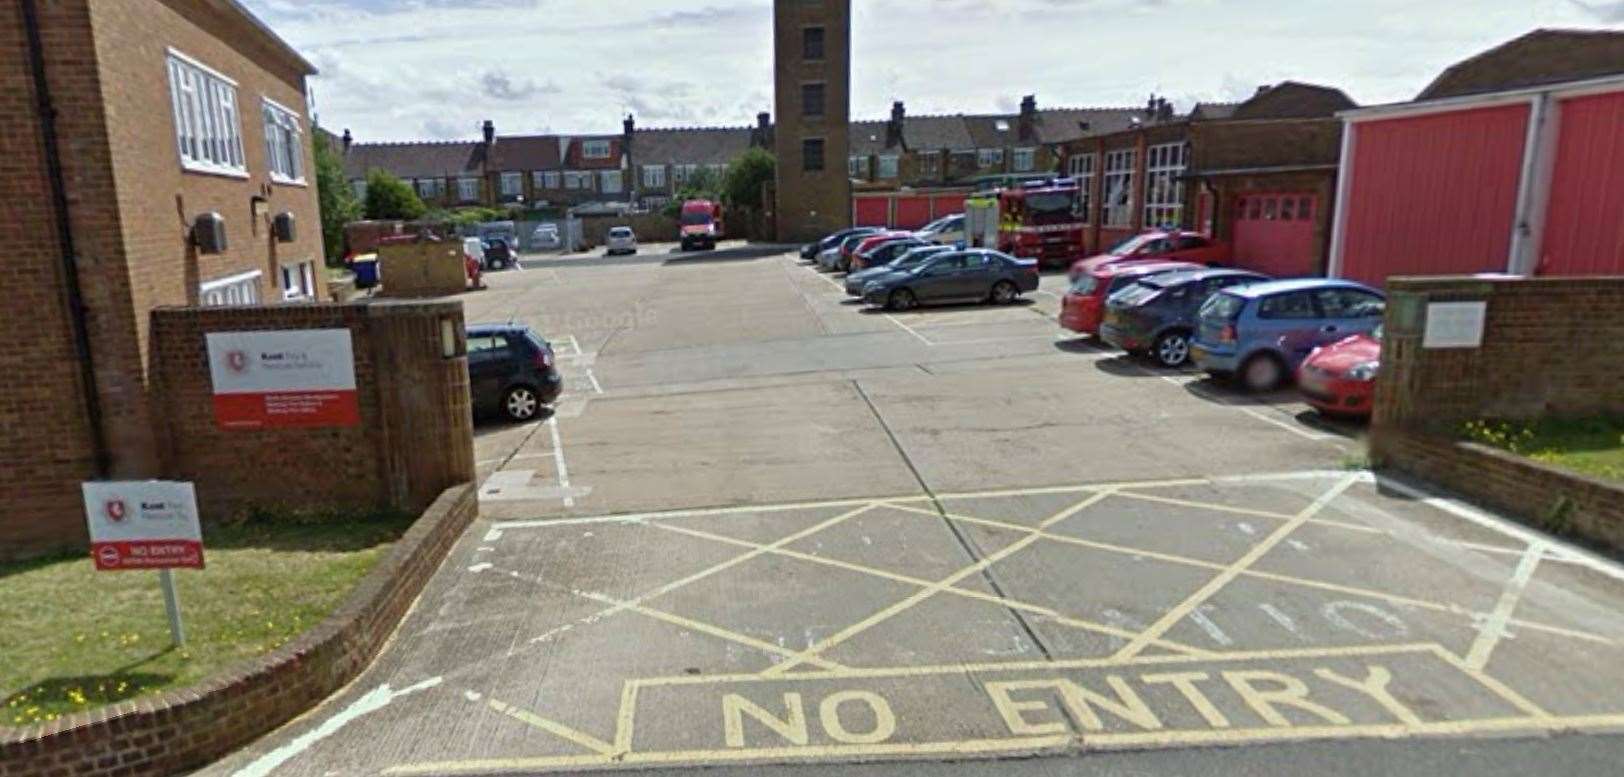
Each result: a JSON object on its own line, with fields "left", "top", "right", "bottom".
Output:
{"left": 23, "top": 0, "right": 111, "bottom": 478}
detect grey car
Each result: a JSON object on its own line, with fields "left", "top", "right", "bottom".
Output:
{"left": 1099, "top": 268, "right": 1270, "bottom": 367}
{"left": 860, "top": 249, "right": 1040, "bottom": 310}
{"left": 845, "top": 244, "right": 951, "bottom": 296}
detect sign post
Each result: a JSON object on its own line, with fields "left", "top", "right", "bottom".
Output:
{"left": 82, "top": 481, "right": 204, "bottom": 647}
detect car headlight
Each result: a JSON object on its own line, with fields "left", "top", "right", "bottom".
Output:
{"left": 1346, "top": 361, "right": 1379, "bottom": 381}
{"left": 863, "top": 281, "right": 883, "bottom": 293}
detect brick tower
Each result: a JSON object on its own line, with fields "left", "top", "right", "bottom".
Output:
{"left": 772, "top": 0, "right": 851, "bottom": 242}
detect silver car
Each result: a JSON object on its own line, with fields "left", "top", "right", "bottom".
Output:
{"left": 530, "top": 224, "right": 561, "bottom": 251}
{"left": 605, "top": 226, "right": 638, "bottom": 256}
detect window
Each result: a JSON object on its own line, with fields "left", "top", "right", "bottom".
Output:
{"left": 918, "top": 152, "right": 940, "bottom": 179}
{"left": 261, "top": 99, "right": 303, "bottom": 183}
{"left": 1315, "top": 288, "right": 1386, "bottom": 318}
{"left": 582, "top": 140, "right": 611, "bottom": 159}
{"left": 466, "top": 334, "right": 511, "bottom": 358}
{"left": 167, "top": 49, "right": 246, "bottom": 175}
{"left": 1174, "top": 236, "right": 1209, "bottom": 250}
{"left": 564, "top": 171, "right": 593, "bottom": 190}
{"left": 801, "top": 82, "right": 825, "bottom": 118}
{"left": 1012, "top": 148, "right": 1036, "bottom": 172}
{"left": 600, "top": 170, "right": 623, "bottom": 193}
{"left": 351, "top": 178, "right": 367, "bottom": 200}
{"left": 200, "top": 270, "right": 262, "bottom": 306}
{"left": 672, "top": 164, "right": 698, "bottom": 184}
{"left": 802, "top": 26, "right": 825, "bottom": 60}
{"left": 1258, "top": 291, "right": 1318, "bottom": 320}
{"left": 708, "top": 163, "right": 727, "bottom": 178}
{"left": 1102, "top": 149, "right": 1136, "bottom": 227}
{"left": 501, "top": 172, "right": 523, "bottom": 196}
{"left": 1144, "top": 141, "right": 1187, "bottom": 228}
{"left": 643, "top": 165, "right": 666, "bottom": 188}
{"left": 535, "top": 170, "right": 561, "bottom": 190}
{"left": 457, "top": 176, "right": 480, "bottom": 202}
{"left": 1068, "top": 153, "right": 1097, "bottom": 224}
{"left": 978, "top": 148, "right": 1004, "bottom": 167}
{"left": 802, "top": 138, "right": 825, "bottom": 172}
{"left": 414, "top": 178, "right": 444, "bottom": 199}
{"left": 1297, "top": 196, "right": 1314, "bottom": 221}
{"left": 877, "top": 155, "right": 899, "bottom": 179}
{"left": 848, "top": 156, "right": 866, "bottom": 177}
{"left": 280, "top": 261, "right": 317, "bottom": 301}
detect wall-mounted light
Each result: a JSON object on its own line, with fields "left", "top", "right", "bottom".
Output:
{"left": 191, "top": 212, "right": 227, "bottom": 254}
{"left": 273, "top": 212, "right": 296, "bottom": 243}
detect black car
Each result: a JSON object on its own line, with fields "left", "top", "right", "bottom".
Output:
{"left": 860, "top": 249, "right": 1040, "bottom": 310}
{"left": 482, "top": 238, "right": 517, "bottom": 270}
{"left": 467, "top": 324, "right": 562, "bottom": 422}
{"left": 802, "top": 227, "right": 879, "bottom": 261}
{"left": 1100, "top": 268, "right": 1270, "bottom": 367}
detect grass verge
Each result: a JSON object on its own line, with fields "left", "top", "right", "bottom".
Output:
{"left": 1, "top": 511, "right": 414, "bottom": 727}
{"left": 1460, "top": 416, "right": 1624, "bottom": 484}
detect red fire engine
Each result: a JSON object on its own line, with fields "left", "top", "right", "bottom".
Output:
{"left": 965, "top": 179, "right": 1086, "bottom": 268}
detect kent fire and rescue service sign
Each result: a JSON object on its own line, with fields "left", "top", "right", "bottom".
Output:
{"left": 82, "top": 481, "right": 203, "bottom": 571}
{"left": 206, "top": 329, "right": 359, "bottom": 429}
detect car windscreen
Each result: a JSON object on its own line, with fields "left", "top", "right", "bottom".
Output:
{"left": 610, "top": 228, "right": 633, "bottom": 237}
{"left": 893, "top": 247, "right": 946, "bottom": 266}
{"left": 680, "top": 212, "right": 713, "bottom": 225}
{"left": 1108, "top": 234, "right": 1153, "bottom": 256}
{"left": 1070, "top": 274, "right": 1099, "bottom": 295}
{"left": 1025, "top": 192, "right": 1074, "bottom": 215}
{"left": 1112, "top": 281, "right": 1162, "bottom": 306}
{"left": 1200, "top": 292, "right": 1247, "bottom": 322}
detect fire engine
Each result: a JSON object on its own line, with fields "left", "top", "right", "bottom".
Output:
{"left": 963, "top": 179, "right": 1085, "bottom": 268}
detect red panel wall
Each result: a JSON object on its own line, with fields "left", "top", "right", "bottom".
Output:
{"left": 1338, "top": 104, "right": 1530, "bottom": 286}
{"left": 853, "top": 197, "right": 890, "bottom": 227}
{"left": 930, "top": 194, "right": 966, "bottom": 218}
{"left": 1539, "top": 90, "right": 1624, "bottom": 276}
{"left": 1233, "top": 193, "right": 1320, "bottom": 278}
{"left": 895, "top": 197, "right": 932, "bottom": 229}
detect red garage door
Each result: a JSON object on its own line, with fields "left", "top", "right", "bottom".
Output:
{"left": 1539, "top": 90, "right": 1624, "bottom": 275}
{"left": 853, "top": 197, "right": 890, "bottom": 227}
{"left": 931, "top": 194, "right": 966, "bottom": 219}
{"left": 895, "top": 196, "right": 932, "bottom": 229}
{"left": 1338, "top": 104, "right": 1529, "bottom": 286}
{"left": 1233, "top": 193, "right": 1319, "bottom": 277}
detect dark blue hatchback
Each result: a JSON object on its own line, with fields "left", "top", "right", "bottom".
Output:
{"left": 1100, "top": 268, "right": 1270, "bottom": 367}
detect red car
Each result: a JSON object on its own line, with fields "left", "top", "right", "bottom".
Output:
{"left": 1067, "top": 230, "right": 1230, "bottom": 282}
{"left": 1060, "top": 260, "right": 1201, "bottom": 336}
{"left": 845, "top": 231, "right": 911, "bottom": 271}
{"left": 1297, "top": 331, "right": 1381, "bottom": 417}
{"left": 849, "top": 235, "right": 919, "bottom": 271}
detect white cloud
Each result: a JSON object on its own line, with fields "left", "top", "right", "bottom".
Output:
{"left": 245, "top": 0, "right": 1621, "bottom": 142}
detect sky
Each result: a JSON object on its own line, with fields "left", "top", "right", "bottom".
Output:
{"left": 241, "top": 0, "right": 1624, "bottom": 144}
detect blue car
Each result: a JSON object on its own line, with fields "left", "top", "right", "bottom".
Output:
{"left": 1191, "top": 278, "right": 1385, "bottom": 391}
{"left": 1100, "top": 268, "right": 1271, "bottom": 368}
{"left": 844, "top": 244, "right": 952, "bottom": 296}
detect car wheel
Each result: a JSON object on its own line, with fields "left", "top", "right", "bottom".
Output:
{"left": 990, "top": 280, "right": 1018, "bottom": 305}
{"left": 888, "top": 288, "right": 918, "bottom": 311}
{"left": 1240, "top": 353, "right": 1285, "bottom": 392}
{"left": 1153, "top": 330, "right": 1192, "bottom": 368}
{"left": 502, "top": 385, "right": 541, "bottom": 422}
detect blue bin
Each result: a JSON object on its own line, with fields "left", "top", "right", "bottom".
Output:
{"left": 351, "top": 258, "right": 379, "bottom": 288}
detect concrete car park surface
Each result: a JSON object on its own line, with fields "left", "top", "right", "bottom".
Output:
{"left": 202, "top": 246, "right": 1624, "bottom": 777}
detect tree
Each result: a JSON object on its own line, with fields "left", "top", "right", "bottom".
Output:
{"left": 313, "top": 128, "right": 360, "bottom": 264}
{"left": 722, "top": 148, "right": 775, "bottom": 214}
{"left": 364, "top": 169, "right": 427, "bottom": 221}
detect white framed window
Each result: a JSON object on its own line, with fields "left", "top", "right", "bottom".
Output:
{"left": 672, "top": 164, "right": 698, "bottom": 184}
{"left": 1102, "top": 149, "right": 1136, "bottom": 228}
{"left": 918, "top": 152, "right": 940, "bottom": 179}
{"left": 1144, "top": 141, "right": 1188, "bottom": 228}
{"left": 1012, "top": 148, "right": 1036, "bottom": 173}
{"left": 414, "top": 178, "right": 444, "bottom": 199}
{"left": 534, "top": 171, "right": 561, "bottom": 189}
{"left": 279, "top": 261, "right": 317, "bottom": 301}
{"left": 848, "top": 156, "right": 866, "bottom": 177}
{"left": 351, "top": 178, "right": 367, "bottom": 200}
{"left": 200, "top": 269, "right": 262, "bottom": 306}
{"left": 166, "top": 49, "right": 246, "bottom": 176}
{"left": 457, "top": 176, "right": 480, "bottom": 202}
{"left": 564, "top": 171, "right": 593, "bottom": 190}
{"left": 500, "top": 172, "right": 523, "bottom": 196}
{"left": 877, "top": 154, "right": 899, "bottom": 178}
{"left": 1068, "top": 153, "right": 1097, "bottom": 224}
{"left": 600, "top": 170, "right": 623, "bottom": 193}
{"left": 642, "top": 165, "right": 666, "bottom": 188}
{"left": 977, "top": 148, "right": 1004, "bottom": 167}
{"left": 261, "top": 98, "right": 303, "bottom": 184}
{"left": 582, "top": 139, "right": 611, "bottom": 159}
{"left": 708, "top": 163, "right": 727, "bottom": 179}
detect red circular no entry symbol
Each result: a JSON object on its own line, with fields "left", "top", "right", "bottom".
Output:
{"left": 97, "top": 545, "right": 121, "bottom": 567}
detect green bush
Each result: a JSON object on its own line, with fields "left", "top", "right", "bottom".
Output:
{"left": 364, "top": 169, "right": 426, "bottom": 221}
{"left": 313, "top": 129, "right": 360, "bottom": 265}
{"left": 722, "top": 147, "right": 775, "bottom": 212}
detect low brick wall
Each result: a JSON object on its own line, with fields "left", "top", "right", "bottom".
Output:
{"left": 1375, "top": 430, "right": 1624, "bottom": 552}
{"left": 0, "top": 483, "right": 477, "bottom": 777}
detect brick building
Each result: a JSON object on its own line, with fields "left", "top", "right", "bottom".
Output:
{"left": 1, "top": 0, "right": 323, "bottom": 560}
{"left": 774, "top": 0, "right": 853, "bottom": 242}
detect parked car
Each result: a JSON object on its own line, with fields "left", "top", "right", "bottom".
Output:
{"left": 1298, "top": 329, "right": 1382, "bottom": 417}
{"left": 1067, "top": 230, "right": 1231, "bottom": 282}
{"left": 530, "top": 224, "right": 562, "bottom": 251}
{"left": 1192, "top": 278, "right": 1386, "bottom": 391}
{"left": 807, "top": 227, "right": 879, "bottom": 262}
{"left": 851, "top": 236, "right": 927, "bottom": 272}
{"left": 845, "top": 244, "right": 953, "bottom": 296}
{"left": 860, "top": 249, "right": 1040, "bottom": 311}
{"left": 482, "top": 238, "right": 517, "bottom": 270}
{"left": 466, "top": 323, "right": 562, "bottom": 422}
{"left": 842, "top": 231, "right": 912, "bottom": 272}
{"left": 822, "top": 230, "right": 883, "bottom": 271}
{"left": 1060, "top": 260, "right": 1202, "bottom": 337}
{"left": 916, "top": 213, "right": 966, "bottom": 245}
{"left": 605, "top": 226, "right": 638, "bottom": 256}
{"left": 1100, "top": 268, "right": 1271, "bottom": 367}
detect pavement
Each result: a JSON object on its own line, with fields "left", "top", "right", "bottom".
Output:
{"left": 203, "top": 245, "right": 1624, "bottom": 777}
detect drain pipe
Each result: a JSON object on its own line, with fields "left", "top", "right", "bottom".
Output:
{"left": 23, "top": 0, "right": 112, "bottom": 478}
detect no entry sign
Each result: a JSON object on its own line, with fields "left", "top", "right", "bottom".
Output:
{"left": 206, "top": 329, "right": 359, "bottom": 429}
{"left": 82, "top": 481, "right": 204, "bottom": 571}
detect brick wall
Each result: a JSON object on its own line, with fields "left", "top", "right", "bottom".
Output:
{"left": 147, "top": 301, "right": 474, "bottom": 524}
{"left": 773, "top": 0, "right": 852, "bottom": 242}
{"left": 0, "top": 483, "right": 477, "bottom": 777}
{"left": 1189, "top": 119, "right": 1343, "bottom": 173}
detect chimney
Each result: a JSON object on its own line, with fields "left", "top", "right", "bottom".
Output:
{"left": 1256, "top": 84, "right": 1271, "bottom": 95}
{"left": 1018, "top": 94, "right": 1037, "bottom": 141}
{"left": 1157, "top": 98, "right": 1174, "bottom": 122}
{"left": 481, "top": 119, "right": 495, "bottom": 145}
{"left": 1145, "top": 93, "right": 1157, "bottom": 117}
{"left": 752, "top": 111, "right": 772, "bottom": 148}
{"left": 623, "top": 113, "right": 635, "bottom": 137}
{"left": 886, "top": 100, "right": 905, "bottom": 146}
{"left": 341, "top": 128, "right": 352, "bottom": 154}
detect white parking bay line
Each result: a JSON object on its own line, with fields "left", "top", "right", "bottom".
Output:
{"left": 884, "top": 314, "right": 935, "bottom": 346}
{"left": 1158, "top": 372, "right": 1338, "bottom": 443}
{"left": 548, "top": 416, "right": 575, "bottom": 508}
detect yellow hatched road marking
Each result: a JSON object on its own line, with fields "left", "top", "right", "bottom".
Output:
{"left": 483, "top": 697, "right": 615, "bottom": 756}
